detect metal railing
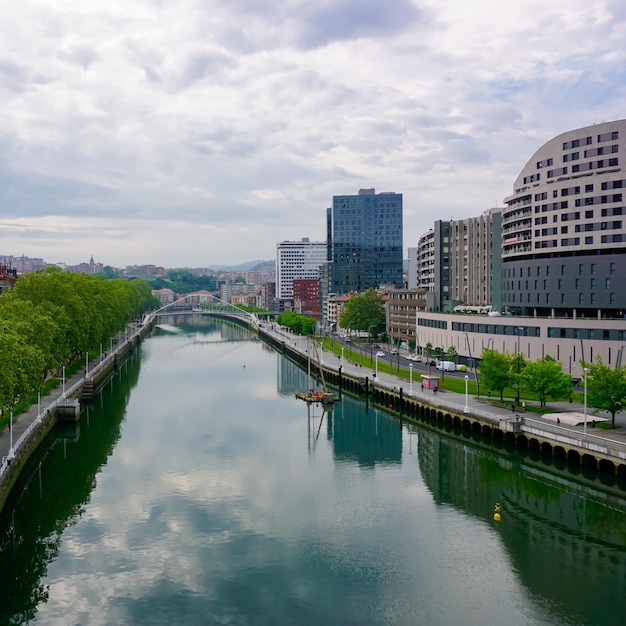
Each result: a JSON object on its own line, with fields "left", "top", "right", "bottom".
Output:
{"left": 0, "top": 318, "right": 151, "bottom": 483}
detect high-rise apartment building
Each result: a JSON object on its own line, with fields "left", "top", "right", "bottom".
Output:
{"left": 502, "top": 119, "right": 626, "bottom": 318}
{"left": 276, "top": 238, "right": 326, "bottom": 301}
{"left": 411, "top": 211, "right": 501, "bottom": 312}
{"left": 327, "top": 188, "right": 403, "bottom": 294}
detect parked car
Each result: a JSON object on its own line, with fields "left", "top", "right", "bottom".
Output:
{"left": 375, "top": 351, "right": 385, "bottom": 357}
{"left": 571, "top": 377, "right": 581, "bottom": 385}
{"left": 390, "top": 348, "right": 398, "bottom": 354}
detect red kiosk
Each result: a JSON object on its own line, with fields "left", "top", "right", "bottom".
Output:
{"left": 421, "top": 375, "right": 440, "bottom": 390}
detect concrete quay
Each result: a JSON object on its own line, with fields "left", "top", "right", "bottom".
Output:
{"left": 0, "top": 319, "right": 152, "bottom": 511}
{"left": 259, "top": 323, "right": 626, "bottom": 477}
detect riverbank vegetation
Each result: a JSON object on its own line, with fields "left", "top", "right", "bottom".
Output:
{"left": 0, "top": 268, "right": 158, "bottom": 423}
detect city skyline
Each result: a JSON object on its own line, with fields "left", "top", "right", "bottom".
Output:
{"left": 1, "top": 1, "right": 625, "bottom": 267}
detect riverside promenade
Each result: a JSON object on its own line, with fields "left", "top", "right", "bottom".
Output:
{"left": 0, "top": 320, "right": 147, "bottom": 493}
{"left": 3, "top": 316, "right": 626, "bottom": 484}
{"left": 263, "top": 323, "right": 626, "bottom": 471}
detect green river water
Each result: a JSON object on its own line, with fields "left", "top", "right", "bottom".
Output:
{"left": 1, "top": 316, "right": 625, "bottom": 625}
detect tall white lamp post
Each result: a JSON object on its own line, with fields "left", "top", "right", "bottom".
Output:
{"left": 583, "top": 367, "right": 590, "bottom": 436}
{"left": 409, "top": 363, "right": 413, "bottom": 396}
{"left": 464, "top": 375, "right": 469, "bottom": 413}
{"left": 8, "top": 410, "right": 15, "bottom": 460}
{"left": 375, "top": 354, "right": 379, "bottom": 378}
{"left": 341, "top": 346, "right": 344, "bottom": 368}
{"left": 62, "top": 365, "right": 66, "bottom": 398}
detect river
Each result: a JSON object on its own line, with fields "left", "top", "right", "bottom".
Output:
{"left": 1, "top": 316, "right": 625, "bottom": 625}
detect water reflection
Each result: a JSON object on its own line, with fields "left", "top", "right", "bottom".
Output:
{"left": 0, "top": 319, "right": 625, "bottom": 625}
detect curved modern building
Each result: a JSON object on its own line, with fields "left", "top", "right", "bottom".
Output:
{"left": 502, "top": 119, "right": 626, "bottom": 320}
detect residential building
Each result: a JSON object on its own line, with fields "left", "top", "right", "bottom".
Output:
{"left": 502, "top": 118, "right": 626, "bottom": 319}
{"left": 152, "top": 288, "right": 175, "bottom": 305}
{"left": 387, "top": 288, "right": 427, "bottom": 348}
{"left": 276, "top": 238, "right": 326, "bottom": 301}
{"left": 293, "top": 279, "right": 320, "bottom": 319}
{"left": 232, "top": 291, "right": 263, "bottom": 308}
{"left": 412, "top": 210, "right": 501, "bottom": 313}
{"left": 327, "top": 188, "right": 403, "bottom": 294}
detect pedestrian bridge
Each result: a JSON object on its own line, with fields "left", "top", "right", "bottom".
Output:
{"left": 155, "top": 294, "right": 259, "bottom": 329}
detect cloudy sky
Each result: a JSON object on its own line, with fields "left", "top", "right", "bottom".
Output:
{"left": 1, "top": 0, "right": 625, "bottom": 268}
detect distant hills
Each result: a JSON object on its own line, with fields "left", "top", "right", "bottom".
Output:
{"left": 208, "top": 259, "right": 273, "bottom": 272}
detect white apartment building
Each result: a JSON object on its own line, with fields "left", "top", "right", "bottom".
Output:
{"left": 276, "top": 238, "right": 326, "bottom": 300}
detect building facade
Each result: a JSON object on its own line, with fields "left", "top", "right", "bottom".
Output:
{"left": 293, "top": 278, "right": 321, "bottom": 319}
{"left": 276, "top": 238, "right": 326, "bottom": 300}
{"left": 387, "top": 288, "right": 427, "bottom": 347}
{"left": 327, "top": 188, "right": 403, "bottom": 294}
{"left": 411, "top": 210, "right": 502, "bottom": 313}
{"left": 502, "top": 119, "right": 626, "bottom": 319}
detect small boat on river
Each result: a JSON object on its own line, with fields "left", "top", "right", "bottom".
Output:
{"left": 296, "top": 337, "right": 338, "bottom": 405}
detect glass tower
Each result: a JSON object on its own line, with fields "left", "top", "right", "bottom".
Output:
{"left": 327, "top": 188, "right": 403, "bottom": 293}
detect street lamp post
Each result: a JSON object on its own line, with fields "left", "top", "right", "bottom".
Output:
{"left": 375, "top": 354, "right": 379, "bottom": 378}
{"left": 464, "top": 375, "right": 469, "bottom": 413}
{"left": 409, "top": 363, "right": 413, "bottom": 396}
{"left": 62, "top": 365, "right": 66, "bottom": 398}
{"left": 583, "top": 367, "right": 590, "bottom": 436}
{"left": 341, "top": 346, "right": 344, "bottom": 368}
{"left": 8, "top": 410, "right": 15, "bottom": 460}
{"left": 516, "top": 327, "right": 523, "bottom": 405}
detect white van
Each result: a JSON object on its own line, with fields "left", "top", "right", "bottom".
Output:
{"left": 436, "top": 361, "right": 457, "bottom": 372}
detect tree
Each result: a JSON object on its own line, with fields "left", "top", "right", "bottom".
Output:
{"left": 522, "top": 355, "right": 571, "bottom": 408}
{"left": 583, "top": 357, "right": 626, "bottom": 427}
{"left": 446, "top": 346, "right": 458, "bottom": 363}
{"left": 479, "top": 348, "right": 514, "bottom": 401}
{"left": 339, "top": 289, "right": 385, "bottom": 338}
{"left": 276, "top": 311, "right": 316, "bottom": 335}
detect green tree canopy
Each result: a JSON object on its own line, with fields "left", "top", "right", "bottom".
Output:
{"left": 479, "top": 348, "right": 514, "bottom": 401}
{"left": 0, "top": 269, "right": 157, "bottom": 411}
{"left": 522, "top": 355, "right": 571, "bottom": 408}
{"left": 276, "top": 311, "right": 316, "bottom": 335}
{"left": 583, "top": 357, "right": 626, "bottom": 427}
{"left": 339, "top": 289, "right": 385, "bottom": 338}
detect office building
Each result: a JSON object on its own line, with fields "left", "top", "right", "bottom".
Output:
{"left": 327, "top": 188, "right": 403, "bottom": 294}
{"left": 276, "top": 238, "right": 326, "bottom": 301}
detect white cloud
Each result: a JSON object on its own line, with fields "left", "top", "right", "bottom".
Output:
{"left": 1, "top": 0, "right": 625, "bottom": 266}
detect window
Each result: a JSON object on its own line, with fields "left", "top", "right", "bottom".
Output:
{"left": 579, "top": 293, "right": 584, "bottom": 304}
{"left": 585, "top": 236, "right": 593, "bottom": 244}
{"left": 606, "top": 278, "right": 611, "bottom": 288}
{"left": 585, "top": 184, "right": 594, "bottom": 192}
{"left": 590, "top": 293, "right": 596, "bottom": 304}
{"left": 591, "top": 263, "right": 596, "bottom": 274}
{"left": 610, "top": 262, "right": 616, "bottom": 274}
{"left": 579, "top": 264, "right": 584, "bottom": 275}
{"left": 610, "top": 293, "right": 616, "bottom": 304}
{"left": 591, "top": 278, "right": 596, "bottom": 289}
{"left": 575, "top": 278, "right": 580, "bottom": 289}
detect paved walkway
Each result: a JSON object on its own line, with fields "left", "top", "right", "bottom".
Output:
{"left": 3, "top": 321, "right": 626, "bottom": 468}
{"left": 267, "top": 325, "right": 626, "bottom": 452}
{"left": 0, "top": 323, "right": 141, "bottom": 470}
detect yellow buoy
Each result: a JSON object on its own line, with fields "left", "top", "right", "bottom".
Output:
{"left": 494, "top": 502, "right": 502, "bottom": 522}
